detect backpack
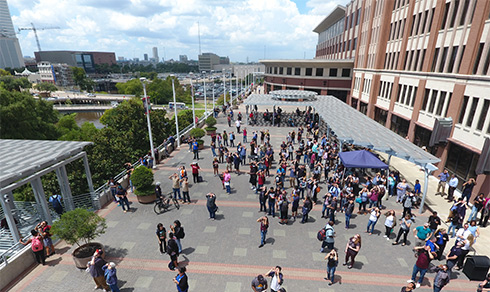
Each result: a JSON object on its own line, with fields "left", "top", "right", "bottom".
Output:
{"left": 31, "top": 236, "right": 43, "bottom": 252}
{"left": 317, "top": 228, "right": 326, "bottom": 241}
{"left": 177, "top": 227, "right": 185, "bottom": 239}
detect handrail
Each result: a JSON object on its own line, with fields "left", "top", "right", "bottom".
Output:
{"left": 0, "top": 234, "right": 31, "bottom": 266}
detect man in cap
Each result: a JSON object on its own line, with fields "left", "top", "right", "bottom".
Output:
{"left": 251, "top": 274, "right": 268, "bottom": 292}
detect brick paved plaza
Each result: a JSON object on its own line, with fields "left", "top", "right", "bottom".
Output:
{"left": 5, "top": 107, "right": 478, "bottom": 292}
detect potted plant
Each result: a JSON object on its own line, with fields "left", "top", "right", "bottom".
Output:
{"left": 131, "top": 165, "right": 156, "bottom": 204}
{"left": 205, "top": 116, "right": 217, "bottom": 135}
{"left": 189, "top": 127, "right": 206, "bottom": 150}
{"left": 51, "top": 208, "right": 107, "bottom": 269}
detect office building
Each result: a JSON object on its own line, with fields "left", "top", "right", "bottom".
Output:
{"left": 37, "top": 61, "right": 74, "bottom": 87}
{"left": 152, "top": 47, "right": 159, "bottom": 62}
{"left": 179, "top": 55, "right": 188, "bottom": 63}
{"left": 0, "top": 0, "right": 24, "bottom": 69}
{"left": 35, "top": 50, "right": 116, "bottom": 73}
{"left": 144, "top": 53, "right": 148, "bottom": 61}
{"left": 317, "top": 0, "right": 489, "bottom": 197}
{"left": 199, "top": 52, "right": 230, "bottom": 72}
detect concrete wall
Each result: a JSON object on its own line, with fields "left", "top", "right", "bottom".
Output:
{"left": 0, "top": 245, "right": 37, "bottom": 291}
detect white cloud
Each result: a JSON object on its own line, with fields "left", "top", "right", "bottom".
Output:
{"left": 8, "top": 0, "right": 350, "bottom": 62}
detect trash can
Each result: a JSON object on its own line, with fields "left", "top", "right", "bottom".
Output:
{"left": 463, "top": 255, "right": 490, "bottom": 281}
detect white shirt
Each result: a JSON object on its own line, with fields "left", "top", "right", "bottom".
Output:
{"left": 235, "top": 120, "right": 241, "bottom": 127}
{"left": 448, "top": 177, "right": 459, "bottom": 188}
{"left": 384, "top": 215, "right": 394, "bottom": 227}
{"left": 270, "top": 274, "right": 281, "bottom": 291}
{"left": 369, "top": 210, "right": 378, "bottom": 222}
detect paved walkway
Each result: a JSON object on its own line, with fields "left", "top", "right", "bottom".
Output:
{"left": 4, "top": 101, "right": 484, "bottom": 292}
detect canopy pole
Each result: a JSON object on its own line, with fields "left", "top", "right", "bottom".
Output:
{"left": 419, "top": 166, "right": 430, "bottom": 214}
{"left": 246, "top": 105, "right": 249, "bottom": 125}
{"left": 272, "top": 105, "right": 275, "bottom": 126}
{"left": 386, "top": 154, "right": 392, "bottom": 199}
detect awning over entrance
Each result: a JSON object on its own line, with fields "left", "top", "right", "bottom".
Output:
{"left": 339, "top": 150, "right": 388, "bottom": 169}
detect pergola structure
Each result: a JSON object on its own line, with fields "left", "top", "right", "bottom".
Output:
{"left": 0, "top": 139, "right": 93, "bottom": 245}
{"left": 244, "top": 92, "right": 441, "bottom": 213}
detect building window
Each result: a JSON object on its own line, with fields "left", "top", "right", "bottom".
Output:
{"left": 438, "top": 47, "right": 448, "bottom": 72}
{"left": 428, "top": 90, "right": 438, "bottom": 113}
{"left": 458, "top": 95, "right": 470, "bottom": 123}
{"left": 279, "top": 67, "right": 283, "bottom": 75}
{"left": 329, "top": 68, "right": 338, "bottom": 77}
{"left": 406, "top": 86, "right": 413, "bottom": 106}
{"left": 466, "top": 97, "right": 479, "bottom": 127}
{"left": 274, "top": 67, "right": 278, "bottom": 74}
{"left": 476, "top": 99, "right": 490, "bottom": 131}
{"left": 341, "top": 68, "right": 350, "bottom": 77}
{"left": 448, "top": 46, "right": 458, "bottom": 72}
{"left": 374, "top": 107, "right": 388, "bottom": 126}
{"left": 287, "top": 67, "right": 292, "bottom": 75}
{"left": 305, "top": 68, "right": 312, "bottom": 76}
{"left": 436, "top": 91, "right": 447, "bottom": 116}
{"left": 294, "top": 67, "right": 301, "bottom": 75}
{"left": 390, "top": 114, "right": 410, "bottom": 138}
{"left": 316, "top": 68, "right": 324, "bottom": 76}
{"left": 444, "top": 93, "right": 452, "bottom": 117}
{"left": 441, "top": 2, "right": 450, "bottom": 30}
{"left": 445, "top": 142, "right": 479, "bottom": 182}
{"left": 449, "top": 0, "right": 459, "bottom": 28}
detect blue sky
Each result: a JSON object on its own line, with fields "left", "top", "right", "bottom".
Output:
{"left": 8, "top": 0, "right": 350, "bottom": 63}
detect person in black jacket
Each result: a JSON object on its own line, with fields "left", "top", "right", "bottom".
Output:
{"left": 167, "top": 232, "right": 179, "bottom": 270}
{"left": 173, "top": 266, "right": 189, "bottom": 292}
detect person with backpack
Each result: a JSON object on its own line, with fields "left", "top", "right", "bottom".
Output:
{"left": 266, "top": 266, "right": 284, "bottom": 292}
{"left": 167, "top": 232, "right": 180, "bottom": 271}
{"left": 320, "top": 221, "right": 335, "bottom": 253}
{"left": 170, "top": 220, "right": 185, "bottom": 254}
{"left": 19, "top": 229, "right": 45, "bottom": 265}
{"left": 257, "top": 216, "right": 269, "bottom": 248}
{"left": 49, "top": 194, "right": 64, "bottom": 215}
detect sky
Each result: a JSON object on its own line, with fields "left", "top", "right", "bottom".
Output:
{"left": 8, "top": 0, "right": 350, "bottom": 63}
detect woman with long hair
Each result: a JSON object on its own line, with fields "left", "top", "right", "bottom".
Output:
{"left": 344, "top": 234, "right": 361, "bottom": 269}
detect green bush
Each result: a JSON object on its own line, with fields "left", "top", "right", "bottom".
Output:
{"left": 51, "top": 208, "right": 106, "bottom": 247}
{"left": 205, "top": 116, "right": 217, "bottom": 127}
{"left": 189, "top": 127, "right": 205, "bottom": 139}
{"left": 131, "top": 165, "right": 154, "bottom": 196}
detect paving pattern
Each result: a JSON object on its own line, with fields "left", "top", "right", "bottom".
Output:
{"left": 4, "top": 108, "right": 479, "bottom": 292}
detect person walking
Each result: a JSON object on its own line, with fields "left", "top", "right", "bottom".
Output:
{"left": 190, "top": 162, "right": 200, "bottom": 183}
{"left": 432, "top": 264, "right": 450, "bottom": 292}
{"left": 257, "top": 216, "right": 269, "bottom": 248}
{"left": 324, "top": 249, "right": 338, "bottom": 286}
{"left": 171, "top": 220, "right": 185, "bottom": 254}
{"left": 344, "top": 234, "right": 361, "bottom": 269}
{"left": 251, "top": 274, "right": 268, "bottom": 292}
{"left": 156, "top": 223, "right": 167, "bottom": 254}
{"left": 87, "top": 249, "right": 110, "bottom": 291}
{"left": 19, "top": 229, "right": 45, "bottom": 265}
{"left": 102, "top": 262, "right": 120, "bottom": 292}
{"left": 266, "top": 266, "right": 284, "bottom": 292}
{"left": 173, "top": 267, "right": 189, "bottom": 292}
{"left": 116, "top": 183, "right": 130, "bottom": 213}
{"left": 393, "top": 214, "right": 413, "bottom": 246}
{"left": 49, "top": 193, "right": 64, "bottom": 215}
{"left": 366, "top": 207, "right": 380, "bottom": 235}
{"left": 206, "top": 193, "right": 218, "bottom": 220}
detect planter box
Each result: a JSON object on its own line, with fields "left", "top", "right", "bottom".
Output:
{"left": 72, "top": 242, "right": 104, "bottom": 269}
{"left": 206, "top": 130, "right": 216, "bottom": 136}
{"left": 136, "top": 194, "right": 157, "bottom": 204}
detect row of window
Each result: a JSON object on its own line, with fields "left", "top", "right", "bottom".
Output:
{"left": 440, "top": 0, "right": 476, "bottom": 31}
{"left": 404, "top": 49, "right": 427, "bottom": 71}
{"left": 421, "top": 89, "right": 453, "bottom": 117}
{"left": 458, "top": 96, "right": 490, "bottom": 133}
{"left": 396, "top": 84, "right": 418, "bottom": 107}
{"left": 345, "top": 8, "right": 361, "bottom": 31}
{"left": 266, "top": 67, "right": 351, "bottom": 78}
{"left": 378, "top": 80, "right": 394, "bottom": 101}
{"left": 431, "top": 45, "right": 466, "bottom": 74}
{"left": 410, "top": 7, "right": 435, "bottom": 37}
{"left": 362, "top": 78, "right": 372, "bottom": 94}
{"left": 393, "top": 0, "right": 409, "bottom": 11}
{"left": 353, "top": 76, "right": 361, "bottom": 91}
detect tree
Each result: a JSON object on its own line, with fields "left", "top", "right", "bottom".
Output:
{"left": 0, "top": 76, "right": 31, "bottom": 91}
{"left": 71, "top": 67, "right": 94, "bottom": 91}
{"left": 131, "top": 166, "right": 154, "bottom": 196}
{"left": 35, "top": 82, "right": 58, "bottom": 93}
{"left": 0, "top": 88, "right": 59, "bottom": 139}
{"left": 115, "top": 78, "right": 143, "bottom": 96}
{"left": 51, "top": 208, "right": 107, "bottom": 247}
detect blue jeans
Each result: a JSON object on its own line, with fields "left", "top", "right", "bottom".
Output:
{"left": 345, "top": 213, "right": 352, "bottom": 228}
{"left": 368, "top": 199, "right": 378, "bottom": 208}
{"left": 173, "top": 188, "right": 182, "bottom": 200}
{"left": 411, "top": 265, "right": 427, "bottom": 284}
{"left": 468, "top": 205, "right": 479, "bottom": 222}
{"left": 175, "top": 238, "right": 182, "bottom": 253}
{"left": 433, "top": 286, "right": 442, "bottom": 292}
{"left": 367, "top": 219, "right": 377, "bottom": 233}
{"left": 225, "top": 184, "right": 231, "bottom": 194}
{"left": 260, "top": 230, "right": 267, "bottom": 245}
{"left": 243, "top": 136, "right": 247, "bottom": 143}
{"left": 327, "top": 265, "right": 336, "bottom": 282}
{"left": 268, "top": 201, "right": 275, "bottom": 216}
{"left": 119, "top": 196, "right": 130, "bottom": 211}
{"left": 322, "top": 204, "right": 328, "bottom": 217}
{"left": 448, "top": 222, "right": 457, "bottom": 237}
{"left": 207, "top": 206, "right": 216, "bottom": 219}
{"left": 109, "top": 283, "right": 120, "bottom": 292}
{"left": 211, "top": 148, "right": 216, "bottom": 157}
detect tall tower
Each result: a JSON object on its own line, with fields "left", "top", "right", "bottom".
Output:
{"left": 152, "top": 47, "right": 159, "bottom": 62}
{"left": 0, "top": 0, "right": 24, "bottom": 68}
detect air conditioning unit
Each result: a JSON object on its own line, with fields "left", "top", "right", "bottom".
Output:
{"left": 475, "top": 138, "right": 490, "bottom": 175}
{"left": 429, "top": 117, "right": 453, "bottom": 147}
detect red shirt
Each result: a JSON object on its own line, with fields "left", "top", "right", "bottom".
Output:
{"left": 191, "top": 165, "right": 200, "bottom": 174}
{"left": 416, "top": 249, "right": 431, "bottom": 269}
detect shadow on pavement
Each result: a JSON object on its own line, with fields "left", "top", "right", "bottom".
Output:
{"left": 181, "top": 247, "right": 195, "bottom": 255}
{"left": 265, "top": 237, "right": 275, "bottom": 245}
{"left": 214, "top": 214, "right": 225, "bottom": 220}
{"left": 105, "top": 247, "right": 129, "bottom": 264}
{"left": 118, "top": 280, "right": 135, "bottom": 292}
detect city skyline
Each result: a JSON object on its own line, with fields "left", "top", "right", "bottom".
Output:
{"left": 8, "top": 0, "right": 350, "bottom": 63}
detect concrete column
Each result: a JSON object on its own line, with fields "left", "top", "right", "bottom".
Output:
{"left": 0, "top": 191, "right": 21, "bottom": 242}
{"left": 82, "top": 152, "right": 99, "bottom": 209}
{"left": 55, "top": 165, "right": 75, "bottom": 211}
{"left": 30, "top": 178, "right": 53, "bottom": 224}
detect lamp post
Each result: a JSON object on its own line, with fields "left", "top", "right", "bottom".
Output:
{"left": 202, "top": 71, "right": 207, "bottom": 114}
{"left": 229, "top": 69, "right": 232, "bottom": 104}
{"left": 223, "top": 70, "right": 226, "bottom": 105}
{"left": 189, "top": 72, "right": 196, "bottom": 128}
{"left": 171, "top": 76, "right": 180, "bottom": 147}
{"left": 140, "top": 78, "right": 156, "bottom": 168}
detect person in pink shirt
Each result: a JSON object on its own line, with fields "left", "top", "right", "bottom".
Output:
{"left": 223, "top": 170, "right": 232, "bottom": 194}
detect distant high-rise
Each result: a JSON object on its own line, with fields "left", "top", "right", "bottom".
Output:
{"left": 152, "top": 47, "right": 159, "bottom": 62}
{"left": 0, "top": 0, "right": 24, "bottom": 69}
{"left": 179, "top": 55, "right": 188, "bottom": 62}
{"left": 143, "top": 53, "right": 148, "bottom": 61}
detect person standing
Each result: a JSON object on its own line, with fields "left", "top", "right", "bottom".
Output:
{"left": 435, "top": 228, "right": 449, "bottom": 260}
{"left": 171, "top": 220, "right": 184, "bottom": 254}
{"left": 396, "top": 179, "right": 409, "bottom": 203}
{"left": 366, "top": 207, "right": 381, "bottom": 235}
{"left": 223, "top": 170, "right": 232, "bottom": 194}
{"left": 410, "top": 245, "right": 435, "bottom": 288}
{"left": 301, "top": 197, "right": 312, "bottom": 223}
{"left": 428, "top": 211, "right": 442, "bottom": 233}
{"left": 116, "top": 183, "right": 130, "bottom": 213}
{"left": 344, "top": 234, "right": 361, "bottom": 269}
{"left": 461, "top": 178, "right": 477, "bottom": 203}
{"left": 468, "top": 193, "right": 485, "bottom": 222}
{"left": 236, "top": 119, "right": 241, "bottom": 133}
{"left": 156, "top": 223, "right": 167, "bottom": 254}
{"left": 251, "top": 274, "right": 268, "bottom": 292}
{"left": 321, "top": 221, "right": 335, "bottom": 253}
{"left": 192, "top": 139, "right": 199, "bottom": 160}
{"left": 447, "top": 174, "right": 458, "bottom": 201}
{"left": 49, "top": 193, "right": 64, "bottom": 215}
{"left": 384, "top": 210, "right": 396, "bottom": 239}
{"left": 413, "top": 223, "right": 432, "bottom": 247}
{"left": 324, "top": 249, "right": 338, "bottom": 286}
{"left": 436, "top": 170, "right": 450, "bottom": 197}
{"left": 401, "top": 192, "right": 415, "bottom": 218}
{"left": 87, "top": 249, "right": 110, "bottom": 291}
{"left": 243, "top": 127, "right": 247, "bottom": 143}
{"left": 169, "top": 173, "right": 183, "bottom": 200}
{"left": 206, "top": 193, "right": 217, "bottom": 220}
{"left": 257, "top": 216, "right": 269, "bottom": 248}
{"left": 182, "top": 177, "right": 191, "bottom": 204}
{"left": 344, "top": 198, "right": 355, "bottom": 229}
{"left": 38, "top": 221, "right": 55, "bottom": 257}
{"left": 266, "top": 266, "right": 284, "bottom": 292}
{"left": 19, "top": 229, "right": 45, "bottom": 265}
{"left": 213, "top": 157, "right": 219, "bottom": 176}
{"left": 167, "top": 232, "right": 180, "bottom": 270}
{"left": 190, "top": 162, "right": 200, "bottom": 183}
{"left": 432, "top": 264, "right": 450, "bottom": 292}
{"left": 393, "top": 214, "right": 413, "bottom": 246}
{"left": 102, "top": 262, "right": 120, "bottom": 292}
{"left": 173, "top": 267, "right": 189, "bottom": 292}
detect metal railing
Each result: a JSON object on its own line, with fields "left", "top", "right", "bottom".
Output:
{"left": 0, "top": 233, "right": 31, "bottom": 266}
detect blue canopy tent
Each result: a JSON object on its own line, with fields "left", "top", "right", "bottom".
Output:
{"left": 339, "top": 150, "right": 388, "bottom": 169}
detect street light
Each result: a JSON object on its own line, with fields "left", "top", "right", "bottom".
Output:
{"left": 202, "top": 71, "right": 207, "bottom": 114}
{"left": 170, "top": 75, "right": 180, "bottom": 147}
{"left": 223, "top": 70, "right": 226, "bottom": 105}
{"left": 189, "top": 72, "right": 196, "bottom": 128}
{"left": 140, "top": 78, "right": 156, "bottom": 168}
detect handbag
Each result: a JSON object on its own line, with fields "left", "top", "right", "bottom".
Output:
{"left": 355, "top": 197, "right": 362, "bottom": 204}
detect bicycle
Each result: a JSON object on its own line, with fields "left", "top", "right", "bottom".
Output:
{"left": 154, "top": 193, "right": 180, "bottom": 214}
